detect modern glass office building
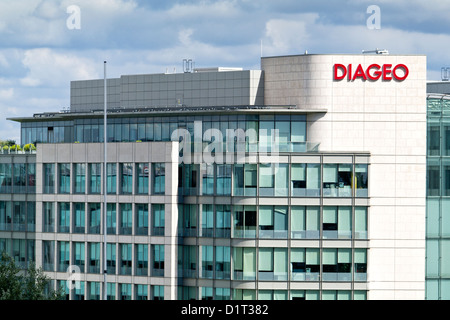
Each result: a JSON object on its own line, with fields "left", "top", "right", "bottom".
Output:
{"left": 2, "top": 53, "right": 427, "bottom": 300}
{"left": 426, "top": 91, "right": 450, "bottom": 299}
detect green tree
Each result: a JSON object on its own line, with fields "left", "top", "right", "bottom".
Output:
{"left": 0, "top": 252, "right": 65, "bottom": 300}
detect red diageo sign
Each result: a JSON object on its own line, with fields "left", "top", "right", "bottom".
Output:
{"left": 333, "top": 63, "right": 409, "bottom": 81}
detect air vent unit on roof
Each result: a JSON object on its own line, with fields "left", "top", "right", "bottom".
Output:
{"left": 183, "top": 59, "right": 195, "bottom": 73}
{"left": 442, "top": 67, "right": 450, "bottom": 81}
{"left": 362, "top": 48, "right": 389, "bottom": 54}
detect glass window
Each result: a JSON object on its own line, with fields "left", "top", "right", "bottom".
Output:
{"left": 275, "top": 164, "right": 288, "bottom": 196}
{"left": 73, "top": 281, "right": 85, "bottom": 300}
{"left": 107, "top": 163, "right": 116, "bottom": 194}
{"left": 12, "top": 202, "right": 26, "bottom": 232}
{"left": 355, "top": 207, "right": 368, "bottom": 239}
{"left": 322, "top": 248, "right": 352, "bottom": 282}
{"left": 73, "top": 203, "right": 85, "bottom": 234}
{"left": 215, "top": 205, "right": 231, "bottom": 238}
{"left": 258, "top": 248, "right": 274, "bottom": 281}
{"left": 306, "top": 163, "right": 321, "bottom": 196}
{"left": 152, "top": 285, "right": 164, "bottom": 300}
{"left": 259, "top": 120, "right": 274, "bottom": 153}
{"left": 13, "top": 163, "right": 26, "bottom": 193}
{"left": 291, "top": 163, "right": 321, "bottom": 196}
{"left": 89, "top": 282, "right": 100, "bottom": 300}
{"left": 59, "top": 163, "right": 71, "bottom": 194}
{"left": 354, "top": 249, "right": 367, "bottom": 281}
{"left": 291, "top": 164, "right": 306, "bottom": 196}
{"left": 27, "top": 202, "right": 35, "bottom": 232}
{"left": 153, "top": 163, "right": 165, "bottom": 194}
{"left": 291, "top": 248, "right": 306, "bottom": 281}
{"left": 201, "top": 287, "right": 214, "bottom": 300}
{"left": 135, "top": 284, "right": 148, "bottom": 300}
{"left": 120, "top": 163, "right": 133, "bottom": 194}
{"left": 275, "top": 120, "right": 290, "bottom": 152}
{"left": 130, "top": 123, "right": 137, "bottom": 142}
{"left": 201, "top": 204, "right": 214, "bottom": 237}
{"left": 74, "top": 163, "right": 86, "bottom": 194}
{"left": 152, "top": 244, "right": 165, "bottom": 277}
{"left": 258, "top": 247, "right": 287, "bottom": 281}
{"left": 107, "top": 203, "right": 116, "bottom": 234}
{"left": 323, "top": 164, "right": 352, "bottom": 197}
{"left": 43, "top": 163, "right": 55, "bottom": 194}
{"left": 355, "top": 164, "right": 368, "bottom": 197}
{"left": 27, "top": 163, "right": 36, "bottom": 193}
{"left": 233, "top": 289, "right": 256, "bottom": 300}
{"left": 181, "top": 164, "right": 198, "bottom": 196}
{"left": 291, "top": 120, "right": 306, "bottom": 152}
{"left": 146, "top": 123, "right": 154, "bottom": 141}
{"left": 88, "top": 203, "right": 101, "bottom": 234}
{"left": 428, "top": 123, "right": 440, "bottom": 156}
{"left": 119, "top": 203, "right": 132, "bottom": 235}
{"left": 323, "top": 207, "right": 352, "bottom": 239}
{"left": 137, "top": 123, "right": 146, "bottom": 142}
{"left": 73, "top": 242, "right": 85, "bottom": 273}
{"left": 152, "top": 204, "right": 165, "bottom": 236}
{"left": 291, "top": 206, "right": 320, "bottom": 239}
{"left": 89, "top": 163, "right": 101, "bottom": 194}
{"left": 179, "top": 204, "right": 197, "bottom": 237}
{"left": 428, "top": 159, "right": 440, "bottom": 196}
{"left": 216, "top": 164, "right": 231, "bottom": 196}
{"left": 120, "top": 243, "right": 132, "bottom": 275}
{"left": 107, "top": 283, "right": 115, "bottom": 300}
{"left": 88, "top": 242, "right": 100, "bottom": 274}
{"left": 43, "top": 241, "right": 54, "bottom": 271}
{"left": 43, "top": 202, "right": 55, "bottom": 233}
{"left": 201, "top": 163, "right": 214, "bottom": 195}
{"left": 233, "top": 164, "right": 257, "bottom": 196}
{"left": 178, "top": 245, "right": 196, "bottom": 278}
{"left": 215, "top": 246, "right": 231, "bottom": 280}
{"left": 201, "top": 245, "right": 214, "bottom": 279}
{"left": 246, "top": 120, "right": 258, "bottom": 152}
{"left": 0, "top": 202, "right": 11, "bottom": 231}
{"left": 291, "top": 248, "right": 321, "bottom": 281}
{"left": 259, "top": 206, "right": 287, "bottom": 239}
{"left": 0, "top": 164, "right": 11, "bottom": 193}
{"left": 135, "top": 203, "right": 148, "bottom": 235}
{"left": 58, "top": 202, "right": 70, "bottom": 233}
{"left": 135, "top": 244, "right": 148, "bottom": 276}
{"left": 119, "top": 283, "right": 132, "bottom": 300}
{"left": 259, "top": 163, "right": 273, "bottom": 196}
{"left": 233, "top": 205, "right": 256, "bottom": 239}
{"left": 106, "top": 243, "right": 116, "bottom": 275}
{"left": 136, "top": 163, "right": 149, "bottom": 194}
{"left": 233, "top": 247, "right": 256, "bottom": 280}
{"left": 12, "top": 239, "right": 26, "bottom": 269}
{"left": 58, "top": 241, "right": 70, "bottom": 272}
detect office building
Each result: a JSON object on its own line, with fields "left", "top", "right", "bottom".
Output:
{"left": 2, "top": 53, "right": 427, "bottom": 300}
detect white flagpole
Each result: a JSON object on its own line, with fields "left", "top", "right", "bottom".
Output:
{"left": 103, "top": 61, "right": 108, "bottom": 300}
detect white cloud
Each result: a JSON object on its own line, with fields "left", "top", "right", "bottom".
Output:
{"left": 179, "top": 29, "right": 195, "bottom": 46}
{"left": 0, "top": 88, "right": 14, "bottom": 100}
{"left": 264, "top": 14, "right": 319, "bottom": 55}
{"left": 20, "top": 48, "right": 99, "bottom": 87}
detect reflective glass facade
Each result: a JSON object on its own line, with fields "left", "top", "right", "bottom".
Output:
{"left": 426, "top": 96, "right": 450, "bottom": 299}
{"left": 20, "top": 113, "right": 307, "bottom": 151}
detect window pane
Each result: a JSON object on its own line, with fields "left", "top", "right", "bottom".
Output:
{"left": 107, "top": 163, "right": 116, "bottom": 194}
{"left": 89, "top": 163, "right": 101, "bottom": 194}
{"left": 153, "top": 163, "right": 165, "bottom": 194}
{"left": 74, "top": 163, "right": 86, "bottom": 194}
{"left": 136, "top": 163, "right": 149, "bottom": 194}
{"left": 121, "top": 163, "right": 133, "bottom": 194}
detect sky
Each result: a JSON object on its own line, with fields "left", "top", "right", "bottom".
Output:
{"left": 1, "top": 0, "right": 449, "bottom": 143}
